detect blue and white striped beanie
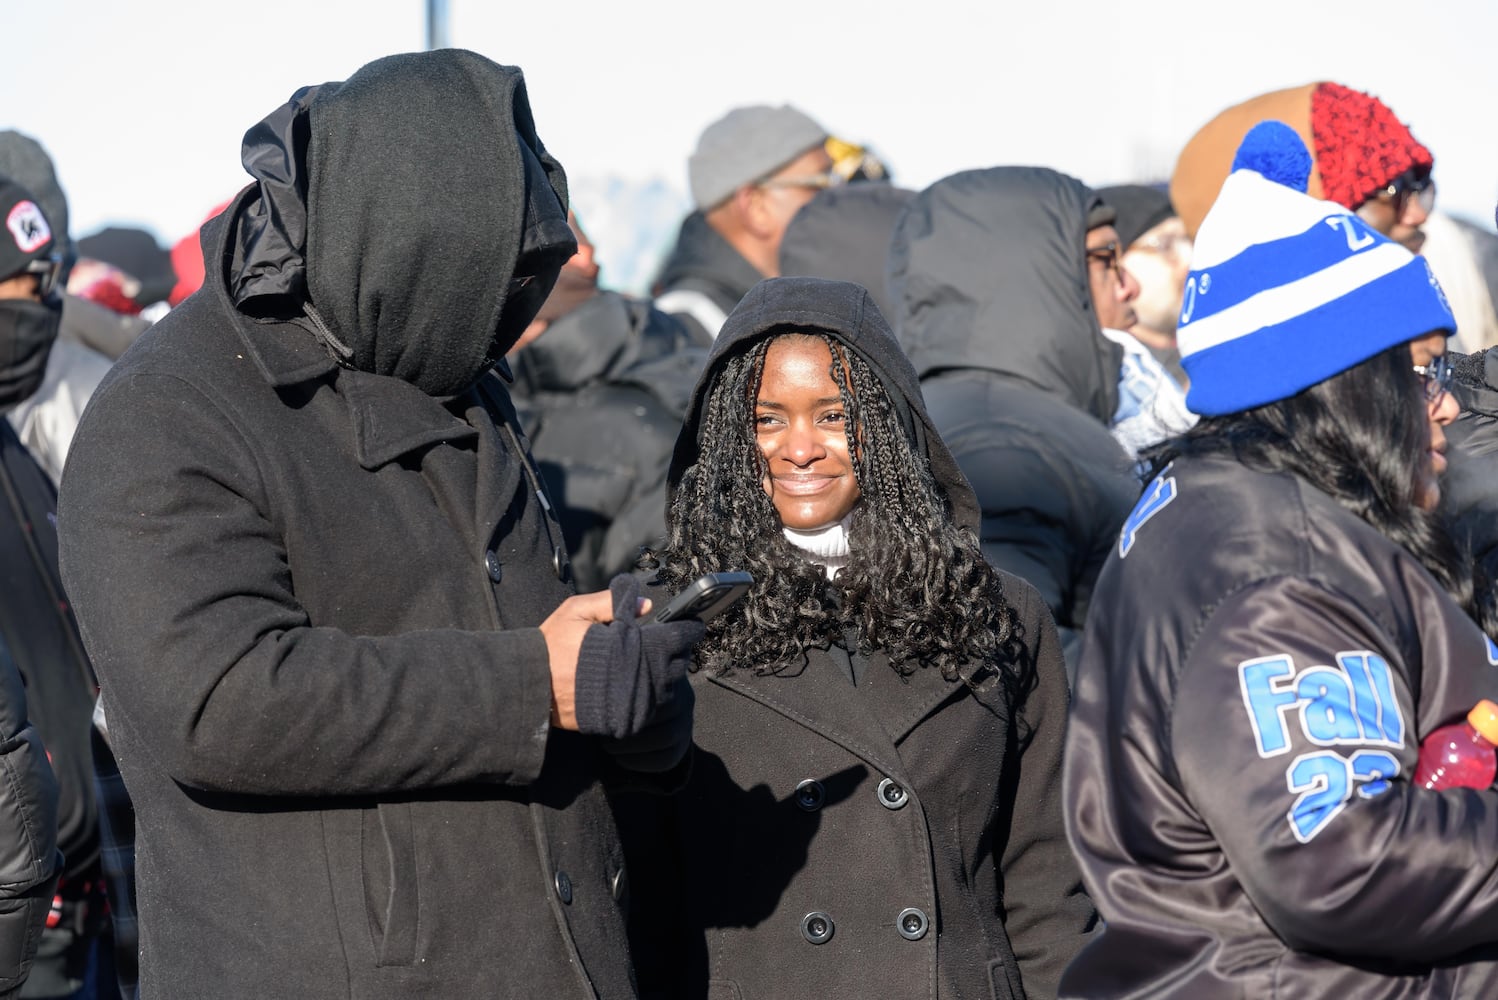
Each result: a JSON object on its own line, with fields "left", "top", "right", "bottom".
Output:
{"left": 1178, "top": 121, "right": 1455, "bottom": 417}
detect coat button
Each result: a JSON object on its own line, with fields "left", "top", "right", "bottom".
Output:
{"left": 800, "top": 911, "right": 834, "bottom": 945}
{"left": 877, "top": 777, "right": 909, "bottom": 810}
{"left": 897, "top": 907, "right": 928, "bottom": 941}
{"left": 552, "top": 544, "right": 570, "bottom": 583}
{"left": 554, "top": 870, "right": 573, "bottom": 905}
{"left": 485, "top": 551, "right": 503, "bottom": 583}
{"left": 794, "top": 779, "right": 825, "bottom": 812}
{"left": 611, "top": 867, "right": 627, "bottom": 902}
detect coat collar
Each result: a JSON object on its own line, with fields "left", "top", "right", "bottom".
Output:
{"left": 707, "top": 646, "right": 966, "bottom": 781}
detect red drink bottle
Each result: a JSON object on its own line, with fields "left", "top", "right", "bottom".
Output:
{"left": 1414, "top": 699, "right": 1498, "bottom": 790}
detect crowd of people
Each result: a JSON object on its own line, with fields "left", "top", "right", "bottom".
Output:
{"left": 3, "top": 46, "right": 1498, "bottom": 999}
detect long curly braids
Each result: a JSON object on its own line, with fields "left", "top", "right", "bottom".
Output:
{"left": 656, "top": 331, "right": 1026, "bottom": 695}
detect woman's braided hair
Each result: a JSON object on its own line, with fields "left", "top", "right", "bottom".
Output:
{"left": 653, "top": 331, "right": 1027, "bottom": 698}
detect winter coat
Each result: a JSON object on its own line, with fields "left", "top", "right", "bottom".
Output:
{"left": 0, "top": 619, "right": 61, "bottom": 1000}
{"left": 653, "top": 211, "right": 764, "bottom": 344}
{"left": 1064, "top": 454, "right": 1498, "bottom": 999}
{"left": 56, "top": 52, "right": 644, "bottom": 1000}
{"left": 623, "top": 277, "right": 1095, "bottom": 1000}
{"left": 0, "top": 420, "right": 97, "bottom": 891}
{"left": 510, "top": 290, "right": 706, "bottom": 591}
{"left": 889, "top": 167, "right": 1140, "bottom": 670}
{"left": 778, "top": 181, "right": 915, "bottom": 324}
{"left": 1442, "top": 349, "right": 1498, "bottom": 586}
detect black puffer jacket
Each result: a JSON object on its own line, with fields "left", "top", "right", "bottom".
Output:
{"left": 623, "top": 277, "right": 1094, "bottom": 1000}
{"left": 511, "top": 290, "right": 707, "bottom": 590}
{"left": 778, "top": 181, "right": 915, "bottom": 324}
{"left": 0, "top": 502, "right": 61, "bottom": 1000}
{"left": 57, "top": 51, "right": 652, "bottom": 1000}
{"left": 653, "top": 211, "right": 764, "bottom": 345}
{"left": 889, "top": 167, "right": 1139, "bottom": 670}
{"left": 1065, "top": 455, "right": 1498, "bottom": 998}
{"left": 1442, "top": 349, "right": 1498, "bottom": 588}
{"left": 0, "top": 414, "right": 95, "bottom": 892}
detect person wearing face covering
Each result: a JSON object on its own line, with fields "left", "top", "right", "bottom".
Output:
{"left": 0, "top": 178, "right": 108, "bottom": 1000}
{"left": 54, "top": 50, "right": 703, "bottom": 1000}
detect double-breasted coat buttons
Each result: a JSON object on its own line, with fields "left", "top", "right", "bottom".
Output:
{"left": 795, "top": 779, "right": 826, "bottom": 812}
{"left": 610, "top": 867, "right": 627, "bottom": 902}
{"left": 897, "top": 907, "right": 929, "bottom": 940}
{"left": 801, "top": 911, "right": 834, "bottom": 945}
{"left": 554, "top": 870, "right": 573, "bottom": 905}
{"left": 877, "top": 777, "right": 909, "bottom": 810}
{"left": 484, "top": 550, "right": 503, "bottom": 583}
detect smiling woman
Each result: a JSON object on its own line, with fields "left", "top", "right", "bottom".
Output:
{"left": 618, "top": 275, "right": 1096, "bottom": 1000}
{"left": 754, "top": 335, "right": 862, "bottom": 531}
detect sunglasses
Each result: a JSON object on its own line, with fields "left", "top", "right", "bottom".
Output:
{"left": 1412, "top": 353, "right": 1453, "bottom": 403}
{"left": 1368, "top": 167, "right": 1436, "bottom": 217}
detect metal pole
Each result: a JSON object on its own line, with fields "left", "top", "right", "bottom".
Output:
{"left": 426, "top": 0, "right": 450, "bottom": 50}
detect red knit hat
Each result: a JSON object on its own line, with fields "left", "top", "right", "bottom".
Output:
{"left": 1308, "top": 82, "right": 1433, "bottom": 210}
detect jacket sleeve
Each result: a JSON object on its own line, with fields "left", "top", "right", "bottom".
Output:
{"left": 56, "top": 372, "right": 555, "bottom": 799}
{"left": 1173, "top": 575, "right": 1498, "bottom": 962}
{"left": 0, "top": 637, "right": 60, "bottom": 999}
{"left": 998, "top": 583, "right": 1097, "bottom": 998}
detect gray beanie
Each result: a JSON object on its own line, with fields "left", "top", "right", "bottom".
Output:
{"left": 688, "top": 105, "right": 828, "bottom": 211}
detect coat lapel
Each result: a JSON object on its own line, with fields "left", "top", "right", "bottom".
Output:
{"left": 709, "top": 647, "right": 964, "bottom": 784}
{"left": 339, "top": 371, "right": 478, "bottom": 470}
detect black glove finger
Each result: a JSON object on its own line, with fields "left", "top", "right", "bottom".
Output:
{"left": 607, "top": 572, "right": 644, "bottom": 623}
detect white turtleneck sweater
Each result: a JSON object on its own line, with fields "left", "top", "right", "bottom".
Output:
{"left": 782, "top": 512, "right": 854, "bottom": 580}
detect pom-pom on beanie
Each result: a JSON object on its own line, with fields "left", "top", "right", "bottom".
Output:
{"left": 1171, "top": 82, "right": 1433, "bottom": 238}
{"left": 1178, "top": 123, "right": 1453, "bottom": 417}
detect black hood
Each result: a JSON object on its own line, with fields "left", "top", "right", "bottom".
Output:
{"left": 888, "top": 166, "right": 1123, "bottom": 423}
{"left": 667, "top": 276, "right": 980, "bottom": 534}
{"left": 778, "top": 182, "right": 915, "bottom": 325}
{"left": 215, "top": 49, "right": 575, "bottom": 397}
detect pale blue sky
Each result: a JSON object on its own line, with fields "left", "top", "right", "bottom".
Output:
{"left": 6, "top": 0, "right": 1497, "bottom": 276}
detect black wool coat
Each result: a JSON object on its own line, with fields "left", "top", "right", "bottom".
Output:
{"left": 621, "top": 277, "right": 1095, "bottom": 1000}
{"left": 56, "top": 52, "right": 641, "bottom": 1000}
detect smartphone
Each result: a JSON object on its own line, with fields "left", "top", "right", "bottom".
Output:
{"left": 651, "top": 571, "right": 754, "bottom": 624}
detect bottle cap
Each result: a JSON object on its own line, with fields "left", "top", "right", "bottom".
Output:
{"left": 1468, "top": 699, "right": 1498, "bottom": 744}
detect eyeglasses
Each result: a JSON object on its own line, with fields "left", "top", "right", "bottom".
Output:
{"left": 1086, "top": 241, "right": 1121, "bottom": 272}
{"left": 1412, "top": 353, "right": 1453, "bottom": 403}
{"left": 1367, "top": 167, "right": 1436, "bottom": 217}
{"left": 759, "top": 169, "right": 846, "bottom": 194}
{"left": 18, "top": 253, "right": 61, "bottom": 298}
{"left": 1132, "top": 232, "right": 1193, "bottom": 258}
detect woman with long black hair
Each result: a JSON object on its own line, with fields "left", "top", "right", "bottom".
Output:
{"left": 1062, "top": 127, "right": 1498, "bottom": 998}
{"left": 623, "top": 276, "right": 1094, "bottom": 1000}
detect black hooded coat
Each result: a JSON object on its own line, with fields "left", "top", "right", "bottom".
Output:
{"left": 619, "top": 277, "right": 1094, "bottom": 1000}
{"left": 55, "top": 51, "right": 647, "bottom": 999}
{"left": 889, "top": 168, "right": 1140, "bottom": 667}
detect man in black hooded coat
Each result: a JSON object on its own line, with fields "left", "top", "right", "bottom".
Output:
{"left": 889, "top": 167, "right": 1140, "bottom": 669}
{"left": 55, "top": 50, "right": 700, "bottom": 1000}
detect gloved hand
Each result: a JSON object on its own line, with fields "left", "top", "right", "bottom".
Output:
{"left": 574, "top": 573, "right": 705, "bottom": 741}
{"left": 600, "top": 676, "right": 696, "bottom": 773}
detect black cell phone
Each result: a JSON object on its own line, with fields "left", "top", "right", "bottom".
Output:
{"left": 651, "top": 572, "right": 754, "bottom": 624}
